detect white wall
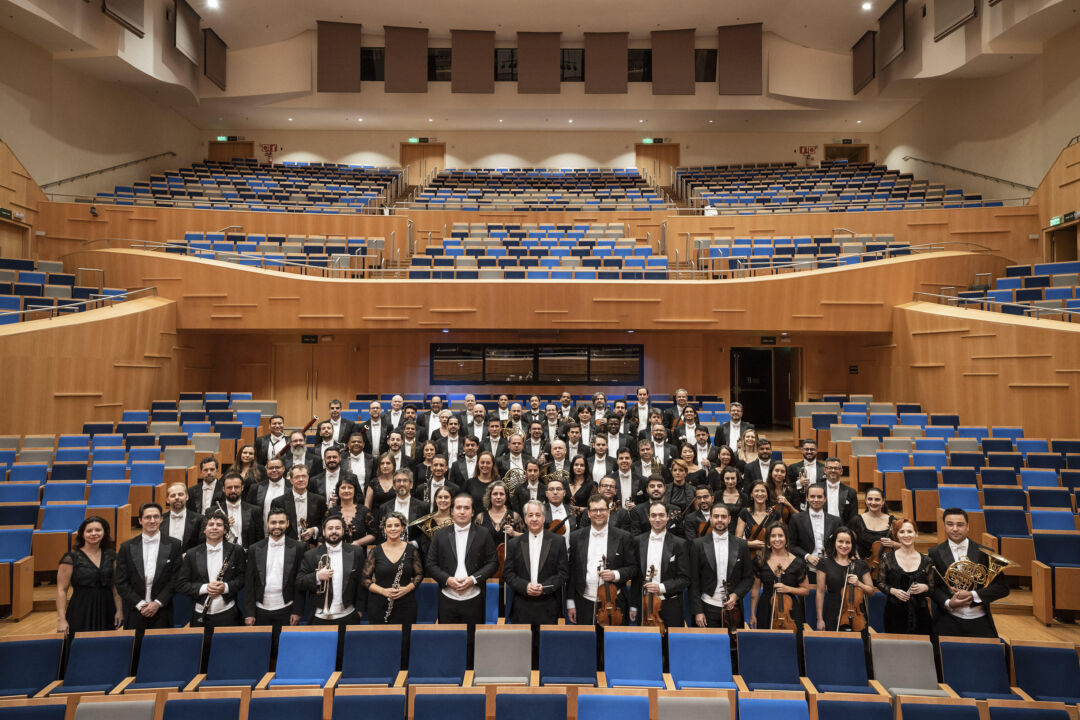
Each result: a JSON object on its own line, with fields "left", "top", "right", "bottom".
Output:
{"left": 0, "top": 24, "right": 203, "bottom": 198}
{"left": 879, "top": 22, "right": 1080, "bottom": 199}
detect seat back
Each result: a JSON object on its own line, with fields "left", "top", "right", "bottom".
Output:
{"left": 869, "top": 636, "right": 942, "bottom": 693}
{"left": 940, "top": 639, "right": 1012, "bottom": 696}
{"left": 1011, "top": 643, "right": 1080, "bottom": 702}
{"left": 273, "top": 629, "right": 337, "bottom": 684}
{"left": 736, "top": 630, "right": 799, "bottom": 688}
{"left": 896, "top": 699, "right": 980, "bottom": 720}
{"left": 603, "top": 629, "right": 662, "bottom": 685}
{"left": 803, "top": 633, "right": 868, "bottom": 689}
{"left": 495, "top": 692, "right": 567, "bottom": 720}
{"left": 73, "top": 699, "right": 155, "bottom": 720}
{"left": 408, "top": 627, "right": 467, "bottom": 684}
{"left": 64, "top": 632, "right": 135, "bottom": 690}
{"left": 539, "top": 626, "right": 597, "bottom": 684}
{"left": 473, "top": 626, "right": 532, "bottom": 684}
{"left": 655, "top": 693, "right": 732, "bottom": 720}
{"left": 205, "top": 628, "right": 272, "bottom": 685}
{"left": 331, "top": 690, "right": 406, "bottom": 720}
{"left": 1033, "top": 532, "right": 1080, "bottom": 565}
{"left": 341, "top": 628, "right": 402, "bottom": 685}
{"left": 247, "top": 694, "right": 323, "bottom": 720}
{"left": 667, "top": 630, "right": 733, "bottom": 687}
{"left": 134, "top": 629, "right": 203, "bottom": 687}
{"left": 413, "top": 690, "right": 485, "bottom": 720}
{"left": 737, "top": 696, "right": 809, "bottom": 720}
{"left": 161, "top": 695, "right": 242, "bottom": 720}
{"left": 0, "top": 635, "right": 64, "bottom": 696}
{"left": 814, "top": 698, "right": 892, "bottom": 720}
{"left": 577, "top": 693, "right": 650, "bottom": 720}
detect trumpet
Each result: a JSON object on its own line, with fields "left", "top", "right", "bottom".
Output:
{"left": 936, "top": 551, "right": 1017, "bottom": 592}
{"left": 317, "top": 553, "right": 332, "bottom": 614}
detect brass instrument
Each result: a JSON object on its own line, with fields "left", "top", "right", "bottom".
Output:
{"left": 502, "top": 467, "right": 526, "bottom": 496}
{"left": 544, "top": 468, "right": 570, "bottom": 485}
{"left": 501, "top": 420, "right": 515, "bottom": 439}
{"left": 936, "top": 551, "right": 1017, "bottom": 591}
{"left": 317, "top": 553, "right": 332, "bottom": 614}
{"left": 409, "top": 512, "right": 453, "bottom": 539}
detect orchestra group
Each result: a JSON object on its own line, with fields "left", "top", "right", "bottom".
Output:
{"left": 56, "top": 389, "right": 1009, "bottom": 642}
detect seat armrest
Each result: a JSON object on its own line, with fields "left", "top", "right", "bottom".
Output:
{"left": 1012, "top": 687, "right": 1034, "bottom": 701}
{"left": 462, "top": 670, "right": 474, "bottom": 687}
{"left": 325, "top": 672, "right": 341, "bottom": 690}
{"left": 939, "top": 683, "right": 960, "bottom": 698}
{"left": 800, "top": 677, "right": 818, "bottom": 696}
{"left": 34, "top": 681, "right": 63, "bottom": 698}
{"left": 982, "top": 532, "right": 999, "bottom": 550}
{"left": 734, "top": 676, "right": 750, "bottom": 693}
{"left": 183, "top": 674, "right": 206, "bottom": 693}
{"left": 254, "top": 672, "right": 274, "bottom": 690}
{"left": 110, "top": 677, "right": 135, "bottom": 695}
{"left": 662, "top": 673, "right": 676, "bottom": 691}
{"left": 596, "top": 672, "right": 608, "bottom": 689}
{"left": 529, "top": 670, "right": 539, "bottom": 687}
{"left": 393, "top": 671, "right": 407, "bottom": 688}
{"left": 868, "top": 679, "right": 890, "bottom": 697}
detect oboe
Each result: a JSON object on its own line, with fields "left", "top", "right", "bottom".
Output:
{"left": 384, "top": 555, "right": 406, "bottom": 622}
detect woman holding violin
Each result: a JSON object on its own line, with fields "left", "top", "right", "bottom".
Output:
{"left": 715, "top": 466, "right": 746, "bottom": 522}
{"left": 875, "top": 518, "right": 933, "bottom": 634}
{"left": 750, "top": 522, "right": 810, "bottom": 629}
{"left": 848, "top": 488, "right": 895, "bottom": 575}
{"left": 815, "top": 526, "right": 875, "bottom": 631}
{"left": 764, "top": 462, "right": 799, "bottom": 522}
{"left": 735, "top": 481, "right": 772, "bottom": 556}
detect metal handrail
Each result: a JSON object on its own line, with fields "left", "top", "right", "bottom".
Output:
{"left": 720, "top": 241, "right": 994, "bottom": 279}
{"left": 39, "top": 152, "right": 177, "bottom": 189}
{"left": 0, "top": 286, "right": 158, "bottom": 322}
{"left": 914, "top": 290, "right": 1079, "bottom": 321}
{"left": 900, "top": 156, "right": 1036, "bottom": 192}
{"left": 670, "top": 196, "right": 1030, "bottom": 215}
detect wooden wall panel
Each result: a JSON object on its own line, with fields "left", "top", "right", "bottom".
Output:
{"left": 0, "top": 297, "right": 181, "bottom": 435}
{"left": 0, "top": 141, "right": 46, "bottom": 256}
{"left": 64, "top": 248, "right": 1008, "bottom": 335}
{"left": 1030, "top": 140, "right": 1080, "bottom": 231}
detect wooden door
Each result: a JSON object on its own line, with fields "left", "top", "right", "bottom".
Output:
{"left": 400, "top": 142, "right": 446, "bottom": 186}
{"left": 272, "top": 343, "right": 314, "bottom": 422}
{"left": 310, "top": 342, "right": 356, "bottom": 416}
{"left": 635, "top": 143, "right": 680, "bottom": 187}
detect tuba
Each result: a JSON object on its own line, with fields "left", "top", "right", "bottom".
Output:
{"left": 938, "top": 551, "right": 1017, "bottom": 591}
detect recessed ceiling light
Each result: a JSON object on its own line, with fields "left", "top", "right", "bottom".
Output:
{"left": 287, "top": 117, "right": 293, "bottom": 122}
{"left": 708, "top": 119, "right": 714, "bottom": 123}
{"left": 639, "top": 119, "right": 645, "bottom": 123}
{"left": 357, "top": 118, "right": 363, "bottom": 122}
{"left": 427, "top": 118, "right": 433, "bottom": 122}
{"left": 206, "top": 0, "right": 219, "bottom": 8}
{"left": 568, "top": 119, "right": 574, "bottom": 123}
{"left": 861, "top": 2, "right": 872, "bottom": 9}
{"left": 498, "top": 119, "right": 503, "bottom": 123}
{"left": 856, "top": 119, "right": 863, "bottom": 124}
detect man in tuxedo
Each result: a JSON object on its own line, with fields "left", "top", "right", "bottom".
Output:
{"left": 449, "top": 437, "right": 480, "bottom": 489}
{"left": 567, "top": 494, "right": 636, "bottom": 625}
{"left": 243, "top": 508, "right": 305, "bottom": 627}
{"left": 609, "top": 399, "right": 632, "bottom": 435}
{"left": 247, "top": 457, "right": 291, "bottom": 529}
{"left": 435, "top": 417, "right": 464, "bottom": 462}
{"left": 574, "top": 406, "right": 595, "bottom": 447}
{"left": 115, "top": 503, "right": 182, "bottom": 630}
{"left": 283, "top": 430, "right": 319, "bottom": 475}
{"left": 164, "top": 482, "right": 204, "bottom": 552}
{"left": 523, "top": 421, "right": 549, "bottom": 466}
{"left": 682, "top": 486, "right": 715, "bottom": 540}
{"left": 255, "top": 414, "right": 288, "bottom": 466}
{"left": 425, "top": 492, "right": 499, "bottom": 625}
{"left": 672, "top": 405, "right": 701, "bottom": 446}
{"left": 597, "top": 476, "right": 633, "bottom": 533}
{"left": 506, "top": 403, "right": 526, "bottom": 436}
{"left": 689, "top": 503, "right": 754, "bottom": 628}
{"left": 418, "top": 395, "right": 443, "bottom": 440}
{"left": 714, "top": 402, "right": 753, "bottom": 449}
{"left": 522, "top": 395, "right": 545, "bottom": 427}
{"left": 557, "top": 391, "right": 574, "bottom": 420}
{"left": 176, "top": 511, "right": 245, "bottom": 627}
{"left": 821, "top": 458, "right": 858, "bottom": 525}
{"left": 543, "top": 477, "right": 576, "bottom": 547}
{"left": 629, "top": 476, "right": 683, "bottom": 537}
{"left": 636, "top": 439, "right": 670, "bottom": 484}
{"left": 386, "top": 394, "right": 406, "bottom": 431}
{"left": 930, "top": 508, "right": 1010, "bottom": 637}
{"left": 311, "top": 421, "right": 342, "bottom": 474}
{"left": 564, "top": 424, "right": 588, "bottom": 461}
{"left": 297, "top": 515, "right": 365, "bottom": 624}
{"left": 786, "top": 439, "right": 822, "bottom": 492}
{"left": 221, "top": 472, "right": 263, "bottom": 547}
{"left": 692, "top": 427, "right": 718, "bottom": 470}
{"left": 503, "top": 500, "right": 570, "bottom": 625}
{"left": 497, "top": 433, "right": 527, "bottom": 477}
{"left": 630, "top": 501, "right": 691, "bottom": 628}
{"left": 546, "top": 439, "right": 570, "bottom": 476}
{"left": 586, "top": 436, "right": 617, "bottom": 483}
{"left": 417, "top": 454, "right": 460, "bottom": 511}
{"left": 458, "top": 393, "right": 479, "bottom": 428}
{"left": 481, "top": 418, "right": 508, "bottom": 457}
{"left": 362, "top": 401, "right": 389, "bottom": 456}
{"left": 541, "top": 404, "right": 563, "bottom": 444}
{"left": 378, "top": 469, "right": 426, "bottom": 542}
{"left": 465, "top": 404, "right": 488, "bottom": 442}
{"left": 789, "top": 485, "right": 839, "bottom": 578}
{"left": 385, "top": 430, "right": 415, "bottom": 471}
{"left": 601, "top": 415, "right": 635, "bottom": 460}
{"left": 401, "top": 421, "right": 423, "bottom": 463}
{"left": 637, "top": 409, "right": 666, "bottom": 442}
{"left": 513, "top": 459, "right": 547, "bottom": 512}
{"left": 647, "top": 424, "right": 678, "bottom": 469}
{"left": 341, "top": 433, "right": 372, "bottom": 496}
{"left": 742, "top": 437, "right": 780, "bottom": 490}
{"left": 487, "top": 394, "right": 512, "bottom": 424}
{"left": 187, "top": 457, "right": 224, "bottom": 514}
{"left": 631, "top": 386, "right": 656, "bottom": 437}
{"left": 613, "top": 448, "right": 645, "bottom": 509}
{"left": 663, "top": 389, "right": 691, "bottom": 432}
{"left": 327, "top": 399, "right": 354, "bottom": 444}
{"left": 270, "top": 465, "right": 326, "bottom": 545}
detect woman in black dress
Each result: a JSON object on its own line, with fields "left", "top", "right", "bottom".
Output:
{"left": 566, "top": 455, "right": 596, "bottom": 512}
{"left": 464, "top": 451, "right": 499, "bottom": 509}
{"left": 875, "top": 518, "right": 934, "bottom": 634}
{"left": 750, "top": 522, "right": 810, "bottom": 629}
{"left": 332, "top": 477, "right": 375, "bottom": 547}
{"left": 412, "top": 441, "right": 438, "bottom": 488}
{"left": 735, "top": 480, "right": 772, "bottom": 557}
{"left": 679, "top": 443, "right": 708, "bottom": 488}
{"left": 474, "top": 480, "right": 525, "bottom": 545}
{"left": 232, "top": 444, "right": 265, "bottom": 493}
{"left": 365, "top": 453, "right": 397, "bottom": 509}
{"left": 417, "top": 486, "right": 455, "bottom": 559}
{"left": 815, "top": 527, "right": 875, "bottom": 631}
{"left": 715, "top": 445, "right": 743, "bottom": 477}
{"left": 362, "top": 512, "right": 424, "bottom": 666}
{"left": 56, "top": 516, "right": 123, "bottom": 634}
{"left": 715, "top": 466, "right": 746, "bottom": 522}
{"left": 848, "top": 488, "right": 896, "bottom": 578}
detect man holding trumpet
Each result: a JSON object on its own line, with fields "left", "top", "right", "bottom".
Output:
{"left": 298, "top": 514, "right": 365, "bottom": 625}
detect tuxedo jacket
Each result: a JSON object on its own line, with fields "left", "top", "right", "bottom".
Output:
{"left": 186, "top": 479, "right": 225, "bottom": 514}
{"left": 360, "top": 421, "right": 390, "bottom": 455}
{"left": 522, "top": 409, "right": 545, "bottom": 427}
{"left": 255, "top": 433, "right": 290, "bottom": 467}
{"left": 612, "top": 471, "right": 647, "bottom": 507}
{"left": 412, "top": 479, "right": 462, "bottom": 510}
{"left": 463, "top": 421, "right": 490, "bottom": 443}
{"left": 543, "top": 505, "right": 578, "bottom": 536}
{"left": 785, "top": 461, "right": 823, "bottom": 510}
{"left": 246, "top": 478, "right": 293, "bottom": 517}
{"left": 164, "top": 510, "right": 205, "bottom": 553}
{"left": 563, "top": 441, "right": 591, "bottom": 461}
{"left": 512, "top": 482, "right": 548, "bottom": 514}
{"left": 788, "top": 511, "right": 841, "bottom": 563}
{"left": 341, "top": 454, "right": 374, "bottom": 489}
{"left": 629, "top": 501, "right": 686, "bottom": 538}
{"left": 424, "top": 523, "right": 499, "bottom": 591}
{"left": 269, "top": 491, "right": 328, "bottom": 541}
{"left": 242, "top": 536, "right": 306, "bottom": 618}
{"left": 713, "top": 421, "right": 755, "bottom": 450}
{"left": 663, "top": 404, "right": 691, "bottom": 432}
{"left": 283, "top": 450, "right": 319, "bottom": 476}
{"left": 742, "top": 459, "right": 781, "bottom": 491}
{"left": 671, "top": 424, "right": 703, "bottom": 446}
{"left": 176, "top": 541, "right": 246, "bottom": 609}
{"left": 384, "top": 410, "right": 407, "bottom": 433}
{"left": 502, "top": 530, "right": 570, "bottom": 624}
{"left": 682, "top": 509, "right": 712, "bottom": 540}
{"left": 567, "top": 524, "right": 637, "bottom": 606}
{"left": 308, "top": 442, "right": 345, "bottom": 479}
{"left": 224, "top": 502, "right": 265, "bottom": 547}
{"left": 329, "top": 418, "right": 356, "bottom": 444}
{"left": 376, "top": 496, "right": 427, "bottom": 542}
{"left": 929, "top": 539, "right": 1009, "bottom": 630}
{"left": 631, "top": 532, "right": 691, "bottom": 611}
{"left": 821, "top": 483, "right": 859, "bottom": 525}
{"left": 114, "top": 534, "right": 182, "bottom": 612}
{"left": 582, "top": 455, "right": 618, "bottom": 482}
{"left": 448, "top": 458, "right": 479, "bottom": 488}
{"left": 309, "top": 469, "right": 360, "bottom": 500}
{"left": 481, "top": 436, "right": 508, "bottom": 458}
{"left": 688, "top": 533, "right": 755, "bottom": 614}
{"left": 297, "top": 543, "right": 367, "bottom": 617}
{"left": 599, "top": 433, "right": 637, "bottom": 459}
{"left": 522, "top": 438, "right": 550, "bottom": 463}
{"left": 435, "top": 436, "right": 466, "bottom": 462}
{"left": 496, "top": 454, "right": 530, "bottom": 478}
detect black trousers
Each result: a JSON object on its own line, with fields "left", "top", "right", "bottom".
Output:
{"left": 192, "top": 604, "right": 240, "bottom": 628}
{"left": 311, "top": 609, "right": 360, "bottom": 626}
{"left": 253, "top": 606, "right": 295, "bottom": 627}
{"left": 702, "top": 602, "right": 742, "bottom": 629}
{"left": 933, "top": 612, "right": 997, "bottom": 638}
{"left": 437, "top": 594, "right": 484, "bottom": 625}
{"left": 637, "top": 597, "right": 685, "bottom": 628}
{"left": 124, "top": 605, "right": 173, "bottom": 631}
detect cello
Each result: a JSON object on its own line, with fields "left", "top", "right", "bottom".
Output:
{"left": 594, "top": 554, "right": 623, "bottom": 626}
{"left": 641, "top": 565, "right": 665, "bottom": 632}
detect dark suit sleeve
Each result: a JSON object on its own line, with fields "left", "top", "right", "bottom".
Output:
{"left": 156, "top": 541, "right": 182, "bottom": 606}
{"left": 502, "top": 536, "right": 529, "bottom": 596}
{"left": 665, "top": 538, "right": 692, "bottom": 597}
{"left": 352, "top": 548, "right": 368, "bottom": 615}
{"left": 545, "top": 538, "right": 570, "bottom": 597}
{"left": 296, "top": 549, "right": 320, "bottom": 593}
{"left": 472, "top": 531, "right": 499, "bottom": 584}
{"left": 613, "top": 531, "right": 637, "bottom": 586}
{"left": 567, "top": 532, "right": 582, "bottom": 601}
{"left": 225, "top": 545, "right": 245, "bottom": 599}
{"left": 425, "top": 531, "right": 451, "bottom": 587}
{"left": 175, "top": 551, "right": 200, "bottom": 598}
{"left": 688, "top": 540, "right": 705, "bottom": 616}
{"left": 242, "top": 547, "right": 258, "bottom": 619}
{"left": 730, "top": 539, "right": 754, "bottom": 600}
{"left": 788, "top": 516, "right": 813, "bottom": 560}
{"left": 974, "top": 547, "right": 1011, "bottom": 604}
{"left": 114, "top": 544, "right": 142, "bottom": 608}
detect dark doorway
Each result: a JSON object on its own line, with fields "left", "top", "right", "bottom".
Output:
{"left": 731, "top": 346, "right": 798, "bottom": 428}
{"left": 773, "top": 347, "right": 794, "bottom": 428}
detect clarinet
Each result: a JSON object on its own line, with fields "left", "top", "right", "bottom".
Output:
{"left": 199, "top": 544, "right": 234, "bottom": 625}
{"left": 384, "top": 553, "right": 407, "bottom": 622}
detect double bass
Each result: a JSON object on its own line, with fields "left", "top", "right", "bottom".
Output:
{"left": 594, "top": 554, "right": 623, "bottom": 626}
{"left": 641, "top": 565, "right": 665, "bottom": 632}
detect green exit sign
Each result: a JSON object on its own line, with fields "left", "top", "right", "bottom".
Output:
{"left": 216, "top": 136, "right": 228, "bottom": 142}
{"left": 407, "top": 137, "right": 420, "bottom": 144}
{"left": 641, "top": 138, "right": 653, "bottom": 144}
{"left": 1050, "top": 216, "right": 1062, "bottom": 226}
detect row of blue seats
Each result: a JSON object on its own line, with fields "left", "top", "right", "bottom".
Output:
{"left": 1004, "top": 260, "right": 1080, "bottom": 277}
{"left": 413, "top": 257, "right": 665, "bottom": 269}
{"left": 893, "top": 465, "right": 1080, "bottom": 492}
{"left": 3, "top": 462, "right": 164, "bottom": 484}
{"left": 423, "top": 247, "right": 656, "bottom": 258}
{"left": 407, "top": 270, "right": 672, "bottom": 280}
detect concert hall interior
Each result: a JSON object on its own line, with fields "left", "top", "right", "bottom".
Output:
{"left": 2, "top": 0, "right": 1080, "bottom": 717}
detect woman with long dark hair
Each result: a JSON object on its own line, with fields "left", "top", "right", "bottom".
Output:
{"left": 56, "top": 516, "right": 123, "bottom": 634}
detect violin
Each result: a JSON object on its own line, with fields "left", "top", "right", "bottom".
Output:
{"left": 867, "top": 540, "right": 884, "bottom": 582}
{"left": 697, "top": 519, "right": 711, "bottom": 538}
{"left": 837, "top": 571, "right": 868, "bottom": 631}
{"left": 547, "top": 517, "right": 568, "bottom": 535}
{"left": 721, "top": 580, "right": 743, "bottom": 632}
{"left": 770, "top": 564, "right": 798, "bottom": 630}
{"left": 277, "top": 416, "right": 318, "bottom": 458}
{"left": 641, "top": 564, "right": 665, "bottom": 632}
{"left": 594, "top": 554, "right": 623, "bottom": 626}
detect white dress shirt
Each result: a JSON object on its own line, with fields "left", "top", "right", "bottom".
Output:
{"left": 257, "top": 538, "right": 288, "bottom": 611}
{"left": 808, "top": 510, "right": 826, "bottom": 559}
{"left": 696, "top": 443, "right": 710, "bottom": 466}
{"left": 263, "top": 479, "right": 287, "bottom": 525}
{"left": 394, "top": 496, "right": 412, "bottom": 517}
{"left": 330, "top": 419, "right": 345, "bottom": 442}
{"left": 138, "top": 533, "right": 160, "bottom": 607}
{"left": 728, "top": 422, "right": 743, "bottom": 442}
{"left": 582, "top": 526, "right": 615, "bottom": 602}
{"left": 293, "top": 492, "right": 308, "bottom": 532}
{"left": 826, "top": 481, "right": 842, "bottom": 518}
{"left": 168, "top": 510, "right": 187, "bottom": 544}
{"left": 347, "top": 455, "right": 367, "bottom": 490}
{"left": 267, "top": 433, "right": 286, "bottom": 458}
{"left": 801, "top": 461, "right": 819, "bottom": 484}
{"left": 390, "top": 410, "right": 403, "bottom": 428}
{"left": 317, "top": 544, "right": 352, "bottom": 619}
{"left": 446, "top": 437, "right": 460, "bottom": 459}
{"left": 197, "top": 542, "right": 234, "bottom": 615}
{"left": 464, "top": 456, "right": 477, "bottom": 479}
{"left": 443, "top": 524, "right": 481, "bottom": 601}
{"left": 591, "top": 457, "right": 608, "bottom": 483}
{"left": 201, "top": 481, "right": 217, "bottom": 513}
{"left": 646, "top": 531, "right": 667, "bottom": 598}
{"left": 580, "top": 425, "right": 592, "bottom": 445}
{"left": 618, "top": 472, "right": 634, "bottom": 502}
{"left": 946, "top": 540, "right": 985, "bottom": 619}
{"left": 508, "top": 454, "right": 524, "bottom": 471}
{"left": 471, "top": 421, "right": 486, "bottom": 438}
{"left": 525, "top": 482, "right": 542, "bottom": 501}
{"left": 324, "top": 470, "right": 341, "bottom": 501}
{"left": 225, "top": 500, "right": 243, "bottom": 543}
{"left": 529, "top": 531, "right": 543, "bottom": 585}
{"left": 368, "top": 421, "right": 383, "bottom": 451}
{"left": 529, "top": 439, "right": 544, "bottom": 459}
{"left": 703, "top": 531, "right": 730, "bottom": 607}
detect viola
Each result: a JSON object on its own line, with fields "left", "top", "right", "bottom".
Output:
{"left": 594, "top": 554, "right": 623, "bottom": 626}
{"left": 837, "top": 572, "right": 868, "bottom": 631}
{"left": 770, "top": 564, "right": 797, "bottom": 631}
{"left": 641, "top": 564, "right": 665, "bottom": 632}
{"left": 276, "top": 416, "right": 319, "bottom": 458}
{"left": 867, "top": 540, "right": 884, "bottom": 582}
{"left": 697, "top": 519, "right": 711, "bottom": 538}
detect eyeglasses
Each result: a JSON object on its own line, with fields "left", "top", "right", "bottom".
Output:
{"left": 588, "top": 508, "right": 609, "bottom": 514}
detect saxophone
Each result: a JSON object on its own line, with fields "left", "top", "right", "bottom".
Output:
{"left": 384, "top": 554, "right": 407, "bottom": 622}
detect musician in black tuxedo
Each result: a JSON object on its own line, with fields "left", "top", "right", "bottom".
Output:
{"left": 670, "top": 406, "right": 703, "bottom": 446}
{"left": 630, "top": 502, "right": 691, "bottom": 628}
{"left": 176, "top": 511, "right": 245, "bottom": 627}
{"left": 630, "top": 387, "right": 657, "bottom": 435}
{"left": 243, "top": 508, "right": 306, "bottom": 626}
{"left": 599, "top": 415, "right": 636, "bottom": 461}
{"left": 361, "top": 401, "right": 390, "bottom": 456}
{"left": 187, "top": 457, "right": 224, "bottom": 514}
{"left": 522, "top": 396, "right": 545, "bottom": 428}
{"left": 247, "top": 457, "right": 291, "bottom": 527}
{"left": 713, "top": 402, "right": 754, "bottom": 449}
{"left": 377, "top": 469, "right": 427, "bottom": 542}
{"left": 682, "top": 486, "right": 716, "bottom": 540}
{"left": 220, "top": 472, "right": 264, "bottom": 547}
{"left": 114, "top": 503, "right": 182, "bottom": 630}
{"left": 689, "top": 504, "right": 755, "bottom": 628}
{"left": 435, "top": 418, "right": 466, "bottom": 462}
{"left": 297, "top": 514, "right": 366, "bottom": 624}
{"left": 503, "top": 500, "right": 570, "bottom": 625}
{"left": 543, "top": 477, "right": 578, "bottom": 548}
{"left": 662, "top": 389, "right": 691, "bottom": 432}
{"left": 481, "top": 419, "right": 508, "bottom": 458}
{"left": 741, "top": 438, "right": 781, "bottom": 491}
{"left": 786, "top": 439, "right": 822, "bottom": 510}
{"left": 310, "top": 422, "right": 344, "bottom": 477}
{"left": 283, "top": 431, "right": 319, "bottom": 476}
{"left": 449, "top": 438, "right": 481, "bottom": 489}
{"left": 597, "top": 477, "right": 634, "bottom": 533}
{"left": 512, "top": 460, "right": 548, "bottom": 514}
{"left": 788, "top": 485, "right": 840, "bottom": 578}
{"left": 563, "top": 424, "right": 590, "bottom": 462}
{"left": 585, "top": 436, "right": 618, "bottom": 483}
{"left": 629, "top": 476, "right": 684, "bottom": 537}
{"left": 522, "top": 422, "right": 550, "bottom": 466}
{"left": 636, "top": 440, "right": 672, "bottom": 484}
{"left": 425, "top": 492, "right": 499, "bottom": 625}
{"left": 820, "top": 459, "right": 859, "bottom": 525}
{"left": 269, "top": 465, "right": 326, "bottom": 544}
{"left": 310, "top": 447, "right": 359, "bottom": 502}
{"left": 164, "top": 482, "right": 205, "bottom": 552}
{"left": 643, "top": 424, "right": 678, "bottom": 469}
{"left": 255, "top": 415, "right": 288, "bottom": 467}
{"left": 327, "top": 400, "right": 355, "bottom": 444}
{"left": 566, "top": 494, "right": 637, "bottom": 625}
{"left": 929, "top": 508, "right": 1010, "bottom": 638}
{"left": 612, "top": 448, "right": 646, "bottom": 509}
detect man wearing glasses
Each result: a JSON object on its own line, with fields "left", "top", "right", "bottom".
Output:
{"left": 566, "top": 494, "right": 636, "bottom": 625}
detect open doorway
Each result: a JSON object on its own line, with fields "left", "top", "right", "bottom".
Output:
{"left": 823, "top": 144, "right": 869, "bottom": 164}
{"left": 730, "top": 346, "right": 799, "bottom": 429}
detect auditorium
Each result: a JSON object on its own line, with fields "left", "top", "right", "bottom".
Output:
{"left": 1, "top": 0, "right": 1080, "bottom": 718}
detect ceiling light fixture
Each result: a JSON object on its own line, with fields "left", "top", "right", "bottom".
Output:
{"left": 287, "top": 117, "right": 293, "bottom": 122}
{"left": 427, "top": 118, "right": 433, "bottom": 122}
{"left": 206, "top": 0, "right": 219, "bottom": 8}
{"left": 861, "top": 2, "right": 872, "bottom": 9}
{"left": 568, "top": 119, "right": 574, "bottom": 123}
{"left": 639, "top": 119, "right": 645, "bottom": 123}
{"left": 357, "top": 118, "right": 363, "bottom": 122}
{"left": 857, "top": 119, "right": 863, "bottom": 124}
{"left": 498, "top": 119, "right": 503, "bottom": 123}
